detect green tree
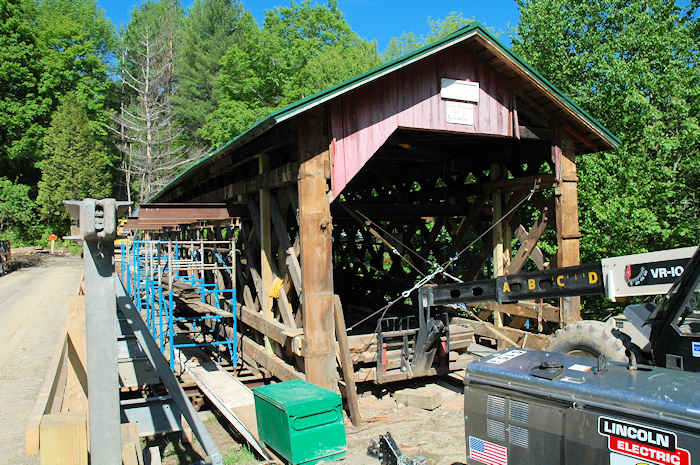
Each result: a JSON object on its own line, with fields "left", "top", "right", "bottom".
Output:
{"left": 37, "top": 94, "right": 113, "bottom": 232}
{"left": 35, "top": 0, "right": 115, "bottom": 121}
{"left": 174, "top": 0, "right": 255, "bottom": 146}
{"left": 512, "top": 0, "right": 699, "bottom": 262}
{"left": 0, "top": 0, "right": 116, "bottom": 187}
{"left": 0, "top": 178, "right": 36, "bottom": 240}
{"left": 200, "top": 0, "right": 380, "bottom": 146}
{"left": 384, "top": 12, "right": 473, "bottom": 60}
{"left": 0, "top": 0, "right": 49, "bottom": 184}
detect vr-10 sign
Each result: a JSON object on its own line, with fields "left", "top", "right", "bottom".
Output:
{"left": 598, "top": 417, "right": 691, "bottom": 465}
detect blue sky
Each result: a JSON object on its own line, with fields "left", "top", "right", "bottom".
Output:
{"left": 98, "top": 0, "right": 520, "bottom": 50}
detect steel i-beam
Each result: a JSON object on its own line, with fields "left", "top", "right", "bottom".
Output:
{"left": 64, "top": 198, "right": 130, "bottom": 465}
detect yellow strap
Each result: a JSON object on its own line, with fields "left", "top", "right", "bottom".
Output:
{"left": 269, "top": 277, "right": 284, "bottom": 298}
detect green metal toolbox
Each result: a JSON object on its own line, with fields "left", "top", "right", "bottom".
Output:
{"left": 253, "top": 379, "right": 346, "bottom": 464}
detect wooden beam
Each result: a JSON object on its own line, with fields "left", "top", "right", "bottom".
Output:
{"left": 62, "top": 296, "right": 88, "bottom": 415}
{"left": 298, "top": 112, "right": 337, "bottom": 391}
{"left": 239, "top": 305, "right": 302, "bottom": 346}
{"left": 466, "top": 319, "right": 549, "bottom": 350}
{"left": 518, "top": 125, "right": 554, "bottom": 141}
{"left": 514, "top": 225, "right": 546, "bottom": 270}
{"left": 332, "top": 295, "right": 361, "bottom": 427}
{"left": 246, "top": 199, "right": 298, "bottom": 336}
{"left": 221, "top": 162, "right": 299, "bottom": 199}
{"left": 269, "top": 194, "right": 303, "bottom": 301}
{"left": 506, "top": 209, "right": 549, "bottom": 275}
{"left": 259, "top": 154, "right": 275, "bottom": 353}
{"left": 241, "top": 336, "right": 305, "bottom": 382}
{"left": 491, "top": 163, "right": 504, "bottom": 329}
{"left": 39, "top": 414, "right": 87, "bottom": 465}
{"left": 553, "top": 133, "right": 582, "bottom": 323}
{"left": 465, "top": 300, "right": 560, "bottom": 322}
{"left": 332, "top": 202, "right": 472, "bottom": 219}
{"left": 120, "top": 423, "right": 141, "bottom": 465}
{"left": 26, "top": 333, "right": 69, "bottom": 456}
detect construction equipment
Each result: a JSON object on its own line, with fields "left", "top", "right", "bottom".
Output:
{"left": 463, "top": 348, "right": 699, "bottom": 465}
{"left": 419, "top": 246, "right": 700, "bottom": 371}
{"left": 367, "top": 432, "right": 428, "bottom": 465}
{"left": 0, "top": 239, "right": 10, "bottom": 274}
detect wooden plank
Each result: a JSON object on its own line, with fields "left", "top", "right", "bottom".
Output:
{"left": 466, "top": 319, "right": 549, "bottom": 350}
{"left": 332, "top": 295, "right": 361, "bottom": 426}
{"left": 221, "top": 162, "right": 299, "bottom": 199}
{"left": 514, "top": 225, "right": 546, "bottom": 270}
{"left": 176, "top": 348, "right": 264, "bottom": 453}
{"left": 247, "top": 201, "right": 289, "bottom": 355}
{"left": 491, "top": 163, "right": 504, "bottom": 329}
{"left": 26, "top": 333, "right": 69, "bottom": 456}
{"left": 143, "top": 447, "right": 162, "bottom": 465}
{"left": 241, "top": 336, "right": 305, "bottom": 382}
{"left": 39, "top": 414, "right": 87, "bottom": 465}
{"left": 62, "top": 296, "right": 88, "bottom": 415}
{"left": 276, "top": 289, "right": 297, "bottom": 330}
{"left": 121, "top": 423, "right": 142, "bottom": 465}
{"left": 466, "top": 300, "right": 560, "bottom": 322}
{"left": 298, "top": 113, "right": 337, "bottom": 391}
{"left": 259, "top": 154, "right": 275, "bottom": 353}
{"left": 554, "top": 133, "right": 581, "bottom": 322}
{"left": 269, "top": 194, "right": 303, "bottom": 303}
{"left": 239, "top": 305, "right": 302, "bottom": 345}
{"left": 506, "top": 209, "right": 549, "bottom": 275}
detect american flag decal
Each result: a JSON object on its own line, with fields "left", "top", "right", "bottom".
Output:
{"left": 469, "top": 436, "right": 508, "bottom": 465}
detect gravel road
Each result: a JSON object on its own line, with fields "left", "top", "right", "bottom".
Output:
{"left": 0, "top": 254, "right": 83, "bottom": 465}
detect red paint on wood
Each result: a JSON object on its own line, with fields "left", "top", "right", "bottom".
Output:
{"left": 330, "top": 42, "right": 514, "bottom": 196}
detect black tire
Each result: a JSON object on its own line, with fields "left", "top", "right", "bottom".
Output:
{"left": 546, "top": 320, "right": 628, "bottom": 362}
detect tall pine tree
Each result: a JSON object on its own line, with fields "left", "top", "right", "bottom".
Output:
{"left": 174, "top": 0, "right": 255, "bottom": 148}
{"left": 200, "top": 0, "right": 381, "bottom": 146}
{"left": 37, "top": 93, "right": 113, "bottom": 232}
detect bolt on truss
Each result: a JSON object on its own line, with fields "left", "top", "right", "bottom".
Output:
{"left": 120, "top": 238, "right": 238, "bottom": 370}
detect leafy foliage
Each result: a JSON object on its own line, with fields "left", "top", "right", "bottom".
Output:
{"left": 384, "top": 12, "right": 474, "bottom": 60}
{"left": 173, "top": 0, "right": 255, "bottom": 147}
{"left": 512, "top": 0, "right": 700, "bottom": 261}
{"left": 0, "top": 0, "right": 48, "bottom": 184}
{"left": 35, "top": 0, "right": 115, "bottom": 123}
{"left": 37, "top": 94, "right": 113, "bottom": 231}
{"left": 200, "top": 0, "right": 381, "bottom": 146}
{"left": 0, "top": 178, "right": 36, "bottom": 239}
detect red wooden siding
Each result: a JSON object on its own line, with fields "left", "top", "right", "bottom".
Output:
{"left": 330, "top": 42, "right": 513, "bottom": 197}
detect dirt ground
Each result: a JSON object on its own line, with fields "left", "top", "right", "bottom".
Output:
{"left": 341, "top": 379, "right": 467, "bottom": 465}
{"left": 0, "top": 252, "right": 83, "bottom": 465}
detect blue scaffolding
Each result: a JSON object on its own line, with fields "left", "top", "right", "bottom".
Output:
{"left": 121, "top": 239, "right": 237, "bottom": 370}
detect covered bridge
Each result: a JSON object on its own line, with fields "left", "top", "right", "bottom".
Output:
{"left": 140, "top": 23, "right": 618, "bottom": 392}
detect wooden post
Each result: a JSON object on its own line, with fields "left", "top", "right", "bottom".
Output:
{"left": 297, "top": 112, "right": 337, "bottom": 391}
{"left": 39, "top": 414, "right": 88, "bottom": 465}
{"left": 333, "top": 295, "right": 361, "bottom": 426}
{"left": 259, "top": 153, "right": 275, "bottom": 353}
{"left": 120, "top": 423, "right": 141, "bottom": 465}
{"left": 63, "top": 296, "right": 88, "bottom": 415}
{"left": 553, "top": 133, "right": 582, "bottom": 323}
{"left": 490, "top": 163, "right": 504, "bottom": 328}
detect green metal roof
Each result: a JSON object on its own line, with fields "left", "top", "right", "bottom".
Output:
{"left": 151, "top": 22, "right": 619, "bottom": 203}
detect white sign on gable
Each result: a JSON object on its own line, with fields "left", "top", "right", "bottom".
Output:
{"left": 441, "top": 78, "right": 479, "bottom": 103}
{"left": 445, "top": 101, "right": 474, "bottom": 126}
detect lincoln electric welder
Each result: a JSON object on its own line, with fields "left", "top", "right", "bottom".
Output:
{"left": 464, "top": 349, "right": 699, "bottom": 465}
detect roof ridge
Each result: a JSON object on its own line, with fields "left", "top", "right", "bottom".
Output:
{"left": 150, "top": 22, "right": 618, "bottom": 203}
